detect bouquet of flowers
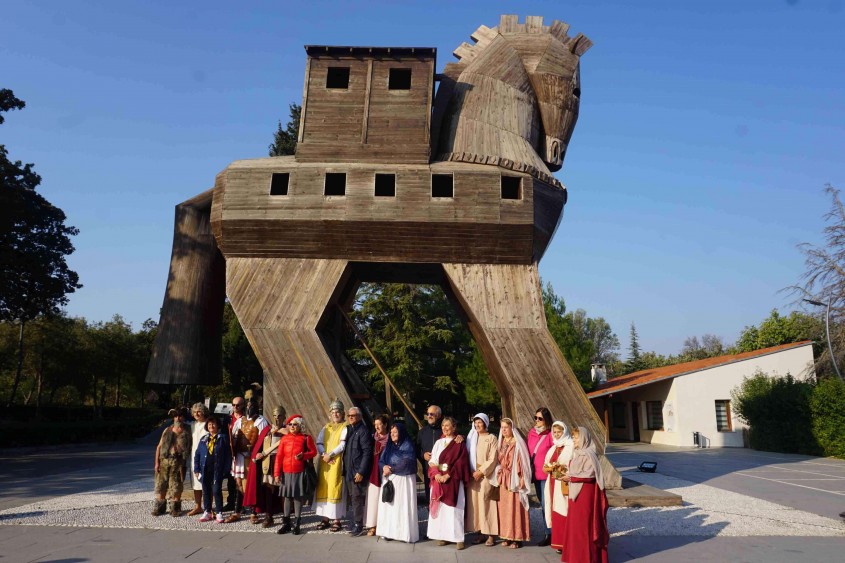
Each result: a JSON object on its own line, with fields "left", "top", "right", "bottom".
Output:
{"left": 549, "top": 462, "right": 568, "bottom": 481}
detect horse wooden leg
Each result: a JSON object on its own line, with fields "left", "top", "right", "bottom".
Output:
{"left": 147, "top": 189, "right": 225, "bottom": 386}
{"left": 225, "top": 257, "right": 354, "bottom": 427}
{"left": 443, "top": 262, "right": 621, "bottom": 488}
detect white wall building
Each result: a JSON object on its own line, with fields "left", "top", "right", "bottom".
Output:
{"left": 588, "top": 341, "right": 815, "bottom": 448}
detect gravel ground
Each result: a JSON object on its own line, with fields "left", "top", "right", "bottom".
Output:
{"left": 1, "top": 472, "right": 843, "bottom": 538}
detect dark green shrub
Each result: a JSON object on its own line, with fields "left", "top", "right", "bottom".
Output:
{"left": 732, "top": 371, "right": 819, "bottom": 455}
{"left": 811, "top": 377, "right": 845, "bottom": 458}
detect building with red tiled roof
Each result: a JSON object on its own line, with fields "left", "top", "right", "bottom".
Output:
{"left": 587, "top": 341, "right": 815, "bottom": 448}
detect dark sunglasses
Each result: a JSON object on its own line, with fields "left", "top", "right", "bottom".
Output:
{"left": 534, "top": 416, "right": 545, "bottom": 421}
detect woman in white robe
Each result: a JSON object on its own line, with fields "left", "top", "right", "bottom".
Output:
{"left": 427, "top": 416, "right": 470, "bottom": 550}
{"left": 376, "top": 422, "right": 419, "bottom": 543}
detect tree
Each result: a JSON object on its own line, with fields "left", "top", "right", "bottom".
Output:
{"left": 1, "top": 89, "right": 81, "bottom": 405}
{"left": 348, "top": 283, "right": 475, "bottom": 417}
{"left": 542, "top": 282, "right": 595, "bottom": 388}
{"left": 734, "top": 310, "right": 822, "bottom": 353}
{"left": 269, "top": 103, "right": 301, "bottom": 156}
{"left": 788, "top": 185, "right": 845, "bottom": 377}
{"left": 678, "top": 333, "right": 725, "bottom": 361}
{"left": 623, "top": 322, "right": 643, "bottom": 374}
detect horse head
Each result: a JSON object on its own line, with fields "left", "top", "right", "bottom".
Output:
{"left": 433, "top": 15, "right": 592, "bottom": 183}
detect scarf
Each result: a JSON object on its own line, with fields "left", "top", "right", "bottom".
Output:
{"left": 428, "top": 435, "right": 469, "bottom": 518}
{"left": 496, "top": 418, "right": 532, "bottom": 510}
{"left": 380, "top": 423, "right": 417, "bottom": 476}
{"left": 208, "top": 433, "right": 216, "bottom": 456}
{"left": 568, "top": 426, "right": 605, "bottom": 501}
{"left": 369, "top": 429, "right": 390, "bottom": 487}
{"left": 466, "top": 412, "right": 490, "bottom": 472}
{"left": 551, "top": 420, "right": 573, "bottom": 449}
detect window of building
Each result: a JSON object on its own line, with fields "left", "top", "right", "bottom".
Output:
{"left": 269, "top": 173, "right": 289, "bottom": 196}
{"left": 324, "top": 173, "right": 346, "bottom": 196}
{"left": 388, "top": 68, "right": 412, "bottom": 90}
{"left": 715, "top": 400, "right": 732, "bottom": 432}
{"left": 326, "top": 67, "right": 350, "bottom": 89}
{"left": 646, "top": 401, "right": 664, "bottom": 430}
{"left": 374, "top": 173, "right": 396, "bottom": 197}
{"left": 431, "top": 174, "right": 454, "bottom": 198}
{"left": 501, "top": 175, "right": 522, "bottom": 200}
{"left": 611, "top": 402, "right": 627, "bottom": 429}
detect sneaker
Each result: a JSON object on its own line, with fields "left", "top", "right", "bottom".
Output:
{"left": 216, "top": 514, "right": 225, "bottom": 523}
{"left": 199, "top": 512, "right": 213, "bottom": 522}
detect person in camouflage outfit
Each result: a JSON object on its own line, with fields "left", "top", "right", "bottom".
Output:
{"left": 152, "top": 407, "right": 192, "bottom": 516}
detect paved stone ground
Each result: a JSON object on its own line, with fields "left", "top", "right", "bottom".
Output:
{"left": 1, "top": 441, "right": 844, "bottom": 561}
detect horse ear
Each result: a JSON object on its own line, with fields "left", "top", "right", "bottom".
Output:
{"left": 569, "top": 33, "right": 593, "bottom": 56}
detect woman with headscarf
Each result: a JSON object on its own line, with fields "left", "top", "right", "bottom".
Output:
{"left": 543, "top": 421, "right": 574, "bottom": 554}
{"left": 560, "top": 426, "right": 609, "bottom": 563}
{"left": 496, "top": 417, "right": 532, "bottom": 548}
{"left": 427, "top": 416, "right": 470, "bottom": 550}
{"left": 465, "top": 412, "right": 499, "bottom": 546}
{"left": 364, "top": 414, "right": 390, "bottom": 536}
{"left": 273, "top": 414, "right": 318, "bottom": 535}
{"left": 527, "top": 407, "right": 554, "bottom": 545}
{"left": 377, "top": 422, "right": 419, "bottom": 543}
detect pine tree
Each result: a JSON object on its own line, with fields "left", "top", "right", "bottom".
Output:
{"left": 268, "top": 103, "right": 301, "bottom": 156}
{"left": 625, "top": 322, "right": 643, "bottom": 374}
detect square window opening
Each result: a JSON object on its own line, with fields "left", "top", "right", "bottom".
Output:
{"left": 326, "top": 67, "right": 350, "bottom": 89}
{"left": 501, "top": 176, "right": 522, "bottom": 200}
{"left": 646, "top": 401, "right": 664, "bottom": 431}
{"left": 431, "top": 174, "right": 454, "bottom": 198}
{"left": 389, "top": 68, "right": 412, "bottom": 90}
{"left": 715, "top": 400, "right": 732, "bottom": 432}
{"left": 270, "top": 173, "right": 290, "bottom": 196}
{"left": 374, "top": 174, "right": 396, "bottom": 197}
{"left": 324, "top": 173, "right": 346, "bottom": 196}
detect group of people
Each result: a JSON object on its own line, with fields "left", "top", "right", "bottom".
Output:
{"left": 152, "top": 394, "right": 609, "bottom": 562}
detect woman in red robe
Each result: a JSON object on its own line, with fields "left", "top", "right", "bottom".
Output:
{"left": 561, "top": 426, "right": 609, "bottom": 563}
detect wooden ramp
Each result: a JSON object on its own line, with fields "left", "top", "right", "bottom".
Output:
{"left": 605, "top": 478, "right": 683, "bottom": 508}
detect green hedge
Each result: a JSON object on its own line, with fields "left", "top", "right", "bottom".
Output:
{"left": 810, "top": 377, "right": 845, "bottom": 458}
{"left": 733, "top": 372, "right": 845, "bottom": 458}
{"left": 0, "top": 411, "right": 166, "bottom": 448}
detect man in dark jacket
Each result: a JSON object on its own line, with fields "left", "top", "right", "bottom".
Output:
{"left": 416, "top": 405, "right": 442, "bottom": 505}
{"left": 343, "top": 406, "right": 374, "bottom": 536}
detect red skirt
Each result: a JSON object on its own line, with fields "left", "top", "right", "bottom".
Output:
{"left": 560, "top": 482, "right": 609, "bottom": 563}
{"left": 550, "top": 479, "right": 567, "bottom": 551}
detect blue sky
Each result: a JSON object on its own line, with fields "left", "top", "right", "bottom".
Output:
{"left": 2, "top": 0, "right": 843, "bottom": 356}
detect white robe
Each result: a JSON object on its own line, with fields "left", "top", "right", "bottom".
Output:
{"left": 426, "top": 437, "right": 465, "bottom": 543}
{"left": 364, "top": 482, "right": 380, "bottom": 528}
{"left": 377, "top": 473, "right": 419, "bottom": 543}
{"left": 543, "top": 442, "right": 574, "bottom": 526}
{"left": 190, "top": 420, "right": 209, "bottom": 491}
{"left": 314, "top": 425, "right": 348, "bottom": 519}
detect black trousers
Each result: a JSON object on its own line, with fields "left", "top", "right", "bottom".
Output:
{"left": 346, "top": 479, "right": 367, "bottom": 527}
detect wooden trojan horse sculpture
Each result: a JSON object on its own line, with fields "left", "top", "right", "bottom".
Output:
{"left": 147, "top": 15, "right": 620, "bottom": 487}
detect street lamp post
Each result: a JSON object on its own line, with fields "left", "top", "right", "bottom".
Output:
{"left": 803, "top": 297, "right": 844, "bottom": 383}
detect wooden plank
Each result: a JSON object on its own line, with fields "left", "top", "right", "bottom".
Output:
{"left": 443, "top": 262, "right": 622, "bottom": 489}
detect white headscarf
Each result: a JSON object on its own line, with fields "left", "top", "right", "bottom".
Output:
{"left": 497, "top": 417, "right": 533, "bottom": 510}
{"left": 568, "top": 426, "right": 605, "bottom": 501}
{"left": 551, "top": 420, "right": 573, "bottom": 449}
{"left": 466, "top": 412, "right": 490, "bottom": 472}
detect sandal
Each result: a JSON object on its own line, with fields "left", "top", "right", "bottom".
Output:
{"left": 317, "top": 519, "right": 330, "bottom": 530}
{"left": 485, "top": 536, "right": 495, "bottom": 546}
{"left": 501, "top": 540, "right": 511, "bottom": 547}
{"left": 367, "top": 528, "right": 376, "bottom": 536}
{"left": 330, "top": 521, "right": 343, "bottom": 532}
{"left": 472, "top": 535, "right": 486, "bottom": 545}
{"left": 509, "top": 542, "right": 520, "bottom": 549}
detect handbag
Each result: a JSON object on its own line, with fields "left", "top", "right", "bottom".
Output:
{"left": 301, "top": 436, "right": 317, "bottom": 496}
{"left": 381, "top": 477, "right": 395, "bottom": 503}
{"left": 484, "top": 484, "right": 500, "bottom": 502}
